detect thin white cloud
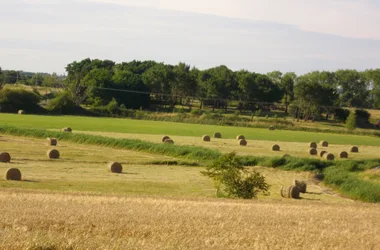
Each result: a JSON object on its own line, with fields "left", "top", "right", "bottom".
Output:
{"left": 83, "top": 0, "right": 380, "bottom": 39}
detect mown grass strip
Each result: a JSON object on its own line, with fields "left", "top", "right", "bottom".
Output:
{"left": 0, "top": 126, "right": 221, "bottom": 161}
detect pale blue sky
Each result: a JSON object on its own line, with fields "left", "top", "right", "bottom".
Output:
{"left": 0, "top": 0, "right": 380, "bottom": 74}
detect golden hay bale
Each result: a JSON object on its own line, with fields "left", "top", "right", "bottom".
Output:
{"left": 324, "top": 153, "right": 335, "bottom": 161}
{"left": 18, "top": 110, "right": 25, "bottom": 115}
{"left": 295, "top": 180, "right": 307, "bottom": 193}
{"left": 269, "top": 125, "right": 275, "bottom": 131}
{"left": 272, "top": 144, "right": 280, "bottom": 151}
{"left": 202, "top": 135, "right": 211, "bottom": 142}
{"left": 47, "top": 149, "right": 60, "bottom": 159}
{"left": 236, "top": 135, "right": 245, "bottom": 140}
{"left": 339, "top": 151, "right": 348, "bottom": 159}
{"left": 0, "top": 152, "right": 11, "bottom": 163}
{"left": 213, "top": 132, "right": 222, "bottom": 138}
{"left": 280, "top": 186, "right": 300, "bottom": 199}
{"left": 350, "top": 146, "right": 359, "bottom": 153}
{"left": 161, "top": 136, "right": 170, "bottom": 142}
{"left": 309, "top": 142, "right": 317, "bottom": 149}
{"left": 46, "top": 138, "right": 57, "bottom": 146}
{"left": 238, "top": 139, "right": 247, "bottom": 146}
{"left": 62, "top": 127, "right": 72, "bottom": 132}
{"left": 5, "top": 168, "right": 22, "bottom": 181}
{"left": 164, "top": 139, "right": 174, "bottom": 144}
{"left": 319, "top": 150, "right": 327, "bottom": 158}
{"left": 108, "top": 162, "right": 122, "bottom": 173}
{"left": 309, "top": 148, "right": 318, "bottom": 156}
{"left": 320, "top": 141, "right": 329, "bottom": 147}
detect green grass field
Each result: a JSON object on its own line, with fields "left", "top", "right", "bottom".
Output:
{"left": 1, "top": 113, "right": 380, "bottom": 146}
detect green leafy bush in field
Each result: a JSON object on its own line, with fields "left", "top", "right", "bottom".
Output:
{"left": 0, "top": 88, "right": 41, "bottom": 113}
{"left": 202, "top": 152, "right": 269, "bottom": 199}
{"left": 345, "top": 111, "right": 357, "bottom": 131}
{"left": 46, "top": 91, "right": 77, "bottom": 114}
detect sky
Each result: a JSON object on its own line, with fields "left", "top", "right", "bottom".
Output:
{"left": 0, "top": 0, "right": 380, "bottom": 74}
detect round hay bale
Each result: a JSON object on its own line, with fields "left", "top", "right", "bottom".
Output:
{"left": 339, "top": 151, "right": 348, "bottom": 159}
{"left": 62, "top": 127, "right": 72, "bottom": 132}
{"left": 161, "top": 136, "right": 170, "bottom": 142}
{"left": 320, "top": 141, "right": 329, "bottom": 147}
{"left": 18, "top": 110, "right": 25, "bottom": 115}
{"left": 108, "top": 162, "right": 122, "bottom": 173}
{"left": 280, "top": 186, "right": 300, "bottom": 199}
{"left": 47, "top": 149, "right": 60, "bottom": 159}
{"left": 46, "top": 138, "right": 57, "bottom": 146}
{"left": 269, "top": 125, "right": 275, "bottom": 131}
{"left": 309, "top": 142, "right": 317, "bottom": 149}
{"left": 236, "top": 135, "right": 245, "bottom": 140}
{"left": 0, "top": 152, "right": 11, "bottom": 163}
{"left": 202, "top": 135, "right": 211, "bottom": 142}
{"left": 309, "top": 148, "right": 318, "bottom": 156}
{"left": 350, "top": 146, "right": 359, "bottom": 153}
{"left": 5, "top": 168, "right": 21, "bottom": 181}
{"left": 272, "top": 144, "right": 280, "bottom": 151}
{"left": 319, "top": 150, "right": 327, "bottom": 158}
{"left": 213, "top": 132, "right": 222, "bottom": 138}
{"left": 294, "top": 180, "right": 307, "bottom": 193}
{"left": 164, "top": 139, "right": 174, "bottom": 144}
{"left": 238, "top": 139, "right": 247, "bottom": 146}
{"left": 324, "top": 153, "right": 335, "bottom": 161}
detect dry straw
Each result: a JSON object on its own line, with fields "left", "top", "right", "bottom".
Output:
{"left": 272, "top": 144, "right": 280, "bottom": 151}
{"left": 202, "top": 135, "right": 211, "bottom": 142}
{"left": 280, "top": 186, "right": 300, "bottom": 199}
{"left": 62, "top": 127, "right": 72, "bottom": 132}
{"left": 0, "top": 152, "right": 11, "bottom": 163}
{"left": 161, "top": 136, "right": 170, "bottom": 142}
{"left": 47, "top": 149, "right": 60, "bottom": 159}
{"left": 309, "top": 148, "right": 318, "bottom": 156}
{"left": 295, "top": 180, "right": 307, "bottom": 193}
{"left": 309, "top": 142, "right": 317, "bottom": 149}
{"left": 324, "top": 153, "right": 335, "bottom": 161}
{"left": 18, "top": 110, "right": 25, "bottom": 115}
{"left": 320, "top": 141, "right": 329, "bottom": 147}
{"left": 46, "top": 138, "right": 57, "bottom": 146}
{"left": 339, "top": 151, "right": 348, "bottom": 159}
{"left": 213, "top": 132, "right": 222, "bottom": 138}
{"left": 350, "top": 146, "right": 359, "bottom": 153}
{"left": 164, "top": 139, "right": 174, "bottom": 144}
{"left": 236, "top": 135, "right": 245, "bottom": 140}
{"left": 5, "top": 168, "right": 22, "bottom": 181}
{"left": 319, "top": 151, "right": 327, "bottom": 158}
{"left": 238, "top": 139, "right": 247, "bottom": 146}
{"left": 108, "top": 162, "right": 122, "bottom": 173}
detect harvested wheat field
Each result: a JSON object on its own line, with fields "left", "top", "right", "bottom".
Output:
{"left": 74, "top": 131, "right": 380, "bottom": 160}
{"left": 0, "top": 190, "right": 379, "bottom": 250}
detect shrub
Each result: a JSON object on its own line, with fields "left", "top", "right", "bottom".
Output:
{"left": 355, "top": 109, "right": 371, "bottom": 128}
{"left": 106, "top": 98, "right": 119, "bottom": 115}
{"left": 0, "top": 88, "right": 41, "bottom": 113}
{"left": 46, "top": 91, "right": 77, "bottom": 114}
{"left": 345, "top": 112, "right": 357, "bottom": 131}
{"left": 201, "top": 152, "right": 269, "bottom": 199}
{"left": 333, "top": 108, "right": 350, "bottom": 122}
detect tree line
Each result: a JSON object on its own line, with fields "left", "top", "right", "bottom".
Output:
{"left": 1, "top": 60, "right": 380, "bottom": 118}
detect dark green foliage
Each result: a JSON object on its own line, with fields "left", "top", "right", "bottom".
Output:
{"left": 202, "top": 152, "right": 269, "bottom": 199}
{"left": 355, "top": 109, "right": 371, "bottom": 128}
{"left": 333, "top": 108, "right": 350, "bottom": 122}
{"left": 0, "top": 88, "right": 42, "bottom": 113}
{"left": 46, "top": 91, "right": 77, "bottom": 114}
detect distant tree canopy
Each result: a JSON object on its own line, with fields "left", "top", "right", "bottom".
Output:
{"left": 2, "top": 59, "right": 380, "bottom": 112}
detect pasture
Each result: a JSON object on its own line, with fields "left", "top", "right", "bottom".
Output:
{"left": 1, "top": 113, "right": 380, "bottom": 146}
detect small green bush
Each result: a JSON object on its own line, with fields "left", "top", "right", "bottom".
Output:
{"left": 345, "top": 112, "right": 357, "bottom": 131}
{"left": 46, "top": 91, "right": 77, "bottom": 114}
{"left": 202, "top": 152, "right": 269, "bottom": 199}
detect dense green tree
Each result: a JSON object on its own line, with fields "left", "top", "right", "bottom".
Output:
{"left": 364, "top": 69, "right": 380, "bottom": 108}
{"left": 281, "top": 72, "right": 296, "bottom": 113}
{"left": 336, "top": 70, "right": 369, "bottom": 107}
